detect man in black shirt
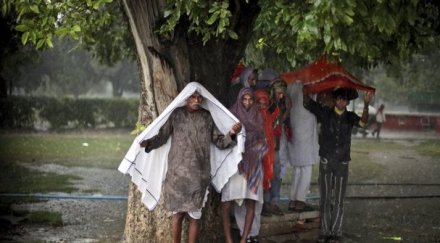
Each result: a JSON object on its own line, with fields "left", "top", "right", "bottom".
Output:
{"left": 303, "top": 88, "right": 373, "bottom": 243}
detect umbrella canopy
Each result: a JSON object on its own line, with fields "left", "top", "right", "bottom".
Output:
{"left": 280, "top": 57, "right": 375, "bottom": 94}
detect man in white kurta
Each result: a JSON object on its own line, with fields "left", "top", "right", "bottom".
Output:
{"left": 285, "top": 81, "right": 319, "bottom": 210}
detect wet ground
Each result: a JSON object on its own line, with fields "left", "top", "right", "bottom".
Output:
{"left": 1, "top": 165, "right": 129, "bottom": 242}
{"left": 343, "top": 135, "right": 440, "bottom": 243}
{"left": 1, "top": 130, "right": 439, "bottom": 242}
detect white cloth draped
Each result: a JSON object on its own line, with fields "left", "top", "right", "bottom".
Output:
{"left": 283, "top": 81, "right": 319, "bottom": 166}
{"left": 118, "top": 82, "right": 245, "bottom": 210}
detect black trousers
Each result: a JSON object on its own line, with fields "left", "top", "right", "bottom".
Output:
{"left": 372, "top": 122, "right": 383, "bottom": 138}
{"left": 318, "top": 157, "right": 349, "bottom": 237}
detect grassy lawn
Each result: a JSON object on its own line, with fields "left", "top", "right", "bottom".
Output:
{"left": 282, "top": 140, "right": 402, "bottom": 187}
{"left": 0, "top": 130, "right": 135, "bottom": 230}
{"left": 0, "top": 162, "right": 80, "bottom": 193}
{"left": 415, "top": 140, "right": 440, "bottom": 157}
{"left": 0, "top": 131, "right": 134, "bottom": 195}
{"left": 0, "top": 131, "right": 134, "bottom": 169}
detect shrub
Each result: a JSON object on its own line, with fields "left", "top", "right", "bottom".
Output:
{"left": 0, "top": 97, "right": 35, "bottom": 129}
{"left": 0, "top": 96, "right": 138, "bottom": 130}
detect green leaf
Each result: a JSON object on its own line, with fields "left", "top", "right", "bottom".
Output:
{"left": 42, "top": 17, "right": 48, "bottom": 27}
{"left": 46, "top": 37, "right": 54, "bottom": 48}
{"left": 55, "top": 28, "right": 69, "bottom": 37}
{"left": 72, "top": 25, "right": 81, "bottom": 32}
{"left": 30, "top": 5, "right": 40, "bottom": 14}
{"left": 343, "top": 14, "right": 353, "bottom": 25}
{"left": 324, "top": 34, "right": 331, "bottom": 45}
{"left": 21, "top": 31, "right": 30, "bottom": 45}
{"left": 164, "top": 10, "right": 172, "bottom": 18}
{"left": 30, "top": 31, "right": 37, "bottom": 44}
{"left": 228, "top": 30, "right": 238, "bottom": 39}
{"left": 93, "top": 1, "right": 101, "bottom": 10}
{"left": 36, "top": 38, "right": 45, "bottom": 49}
{"left": 206, "top": 12, "right": 219, "bottom": 25}
{"left": 15, "top": 24, "right": 28, "bottom": 32}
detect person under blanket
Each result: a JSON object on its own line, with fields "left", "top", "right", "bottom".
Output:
{"left": 119, "top": 82, "right": 243, "bottom": 243}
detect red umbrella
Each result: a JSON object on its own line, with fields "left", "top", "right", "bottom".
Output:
{"left": 280, "top": 57, "right": 375, "bottom": 94}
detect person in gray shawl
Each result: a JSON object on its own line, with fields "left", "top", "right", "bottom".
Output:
{"left": 140, "top": 84, "right": 242, "bottom": 243}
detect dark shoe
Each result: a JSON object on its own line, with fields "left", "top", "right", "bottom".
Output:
{"left": 271, "top": 204, "right": 284, "bottom": 215}
{"left": 317, "top": 234, "right": 329, "bottom": 243}
{"left": 261, "top": 204, "right": 273, "bottom": 217}
{"left": 246, "top": 236, "right": 259, "bottom": 243}
{"left": 294, "top": 201, "right": 315, "bottom": 212}
{"left": 294, "top": 201, "right": 306, "bottom": 210}
{"left": 328, "top": 235, "right": 342, "bottom": 243}
{"left": 288, "top": 200, "right": 296, "bottom": 211}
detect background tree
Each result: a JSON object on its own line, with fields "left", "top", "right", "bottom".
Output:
{"left": 3, "top": 0, "right": 440, "bottom": 241}
{"left": 363, "top": 50, "right": 440, "bottom": 110}
{"left": 0, "top": 14, "right": 39, "bottom": 97}
{"left": 92, "top": 59, "right": 139, "bottom": 97}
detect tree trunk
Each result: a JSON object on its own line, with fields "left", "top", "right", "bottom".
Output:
{"left": 120, "top": 0, "right": 260, "bottom": 241}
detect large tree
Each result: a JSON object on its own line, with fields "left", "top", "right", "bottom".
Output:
{"left": 3, "top": 0, "right": 440, "bottom": 241}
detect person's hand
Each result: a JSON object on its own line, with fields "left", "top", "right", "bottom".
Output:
{"left": 229, "top": 123, "right": 242, "bottom": 135}
{"left": 364, "top": 91, "right": 374, "bottom": 104}
{"left": 140, "top": 140, "right": 153, "bottom": 153}
{"left": 140, "top": 140, "right": 149, "bottom": 148}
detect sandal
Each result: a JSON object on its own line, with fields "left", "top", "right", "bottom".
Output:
{"left": 261, "top": 203, "right": 273, "bottom": 217}
{"left": 288, "top": 200, "right": 296, "bottom": 211}
{"left": 328, "top": 235, "right": 342, "bottom": 243}
{"left": 271, "top": 204, "right": 284, "bottom": 215}
{"left": 246, "top": 236, "right": 259, "bottom": 243}
{"left": 317, "top": 235, "right": 329, "bottom": 243}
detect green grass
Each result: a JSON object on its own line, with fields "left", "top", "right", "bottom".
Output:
{"left": 415, "top": 140, "right": 440, "bottom": 158}
{"left": 0, "top": 197, "right": 47, "bottom": 216}
{"left": 0, "top": 132, "right": 134, "bottom": 169}
{"left": 0, "top": 131, "right": 134, "bottom": 210}
{"left": 282, "top": 141, "right": 390, "bottom": 186}
{"left": 349, "top": 152, "right": 386, "bottom": 182}
{"left": 6, "top": 208, "right": 64, "bottom": 227}
{"left": 351, "top": 140, "right": 404, "bottom": 153}
{"left": 26, "top": 210, "right": 63, "bottom": 226}
{"left": 0, "top": 162, "right": 80, "bottom": 193}
{"left": 0, "top": 131, "right": 135, "bottom": 231}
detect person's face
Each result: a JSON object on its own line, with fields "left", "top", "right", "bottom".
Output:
{"left": 242, "top": 94, "right": 254, "bottom": 111}
{"left": 257, "top": 98, "right": 269, "bottom": 110}
{"left": 335, "top": 97, "right": 348, "bottom": 110}
{"left": 247, "top": 71, "right": 257, "bottom": 88}
{"left": 186, "top": 92, "right": 203, "bottom": 111}
{"left": 275, "top": 90, "right": 285, "bottom": 101}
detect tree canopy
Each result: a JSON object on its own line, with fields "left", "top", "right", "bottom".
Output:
{"left": 2, "top": 0, "right": 134, "bottom": 65}
{"left": 3, "top": 0, "right": 440, "bottom": 70}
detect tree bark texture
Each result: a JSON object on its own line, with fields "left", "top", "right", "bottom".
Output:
{"left": 121, "top": 0, "right": 260, "bottom": 242}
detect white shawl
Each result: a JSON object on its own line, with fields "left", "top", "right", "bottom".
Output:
{"left": 283, "top": 81, "right": 319, "bottom": 166}
{"left": 118, "top": 82, "right": 245, "bottom": 210}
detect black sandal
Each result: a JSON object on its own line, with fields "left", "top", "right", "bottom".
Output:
{"left": 288, "top": 200, "right": 296, "bottom": 211}
{"left": 328, "top": 235, "right": 342, "bottom": 243}
{"left": 246, "top": 236, "right": 259, "bottom": 243}
{"left": 317, "top": 235, "right": 329, "bottom": 243}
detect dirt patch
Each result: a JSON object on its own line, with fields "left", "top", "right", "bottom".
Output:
{"left": 342, "top": 139, "right": 440, "bottom": 243}
{"left": 4, "top": 165, "right": 129, "bottom": 242}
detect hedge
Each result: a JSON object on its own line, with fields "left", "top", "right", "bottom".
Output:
{"left": 0, "top": 96, "right": 138, "bottom": 130}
